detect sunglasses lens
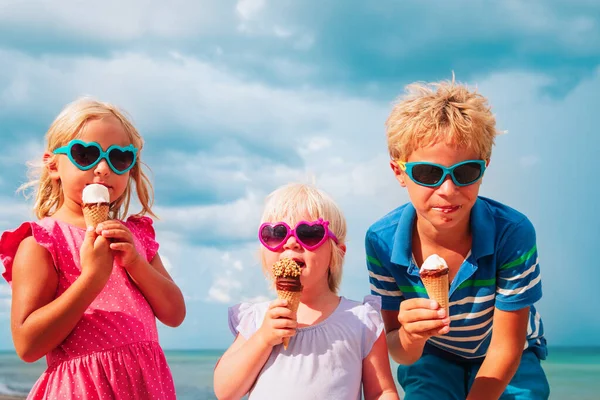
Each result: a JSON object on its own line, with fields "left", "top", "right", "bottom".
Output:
{"left": 296, "top": 223, "right": 326, "bottom": 247}
{"left": 70, "top": 143, "right": 100, "bottom": 167}
{"left": 109, "top": 148, "right": 135, "bottom": 172}
{"left": 260, "top": 224, "right": 288, "bottom": 247}
{"left": 411, "top": 164, "right": 444, "bottom": 185}
{"left": 454, "top": 162, "right": 482, "bottom": 184}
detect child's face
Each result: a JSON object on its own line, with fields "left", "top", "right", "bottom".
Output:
{"left": 262, "top": 213, "right": 334, "bottom": 293}
{"left": 391, "top": 142, "right": 484, "bottom": 232}
{"left": 49, "top": 116, "right": 132, "bottom": 211}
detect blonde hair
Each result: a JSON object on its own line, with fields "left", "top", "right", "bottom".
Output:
{"left": 260, "top": 183, "right": 347, "bottom": 294}
{"left": 20, "top": 97, "right": 156, "bottom": 220}
{"left": 386, "top": 77, "right": 499, "bottom": 161}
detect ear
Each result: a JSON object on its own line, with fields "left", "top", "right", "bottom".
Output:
{"left": 390, "top": 160, "right": 407, "bottom": 187}
{"left": 43, "top": 152, "right": 60, "bottom": 181}
{"left": 339, "top": 243, "right": 347, "bottom": 256}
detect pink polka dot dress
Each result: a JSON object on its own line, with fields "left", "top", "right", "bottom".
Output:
{"left": 0, "top": 216, "right": 176, "bottom": 399}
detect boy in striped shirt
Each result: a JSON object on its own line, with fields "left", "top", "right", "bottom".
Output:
{"left": 366, "top": 78, "right": 549, "bottom": 399}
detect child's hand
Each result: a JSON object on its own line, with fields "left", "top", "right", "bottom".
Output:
{"left": 398, "top": 298, "right": 450, "bottom": 343}
{"left": 80, "top": 226, "right": 113, "bottom": 285}
{"left": 257, "top": 299, "right": 298, "bottom": 347}
{"left": 97, "top": 221, "right": 141, "bottom": 268}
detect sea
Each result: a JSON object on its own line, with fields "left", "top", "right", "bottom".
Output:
{"left": 0, "top": 347, "right": 598, "bottom": 399}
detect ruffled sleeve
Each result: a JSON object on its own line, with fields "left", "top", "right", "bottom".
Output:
{"left": 125, "top": 216, "right": 159, "bottom": 262}
{"left": 360, "top": 295, "right": 385, "bottom": 358}
{"left": 228, "top": 302, "right": 265, "bottom": 340}
{"left": 0, "top": 221, "right": 56, "bottom": 286}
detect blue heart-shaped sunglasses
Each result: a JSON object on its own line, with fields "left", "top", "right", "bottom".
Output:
{"left": 53, "top": 140, "right": 138, "bottom": 175}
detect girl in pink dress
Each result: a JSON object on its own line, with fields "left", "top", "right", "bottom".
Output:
{"left": 0, "top": 97, "right": 186, "bottom": 399}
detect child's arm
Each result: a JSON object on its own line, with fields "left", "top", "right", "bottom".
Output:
{"left": 382, "top": 299, "right": 449, "bottom": 365}
{"left": 362, "top": 331, "right": 400, "bottom": 400}
{"left": 468, "top": 217, "right": 541, "bottom": 399}
{"left": 213, "top": 299, "right": 296, "bottom": 400}
{"left": 119, "top": 253, "right": 185, "bottom": 327}
{"left": 366, "top": 231, "right": 449, "bottom": 365}
{"left": 466, "top": 307, "right": 529, "bottom": 400}
{"left": 98, "top": 220, "right": 186, "bottom": 327}
{"left": 11, "top": 228, "right": 113, "bottom": 362}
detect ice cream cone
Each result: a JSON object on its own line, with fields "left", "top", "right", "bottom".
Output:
{"left": 272, "top": 258, "right": 303, "bottom": 350}
{"left": 277, "top": 289, "right": 302, "bottom": 349}
{"left": 82, "top": 184, "right": 110, "bottom": 228}
{"left": 421, "top": 273, "right": 449, "bottom": 317}
{"left": 419, "top": 254, "right": 450, "bottom": 319}
{"left": 83, "top": 203, "right": 110, "bottom": 228}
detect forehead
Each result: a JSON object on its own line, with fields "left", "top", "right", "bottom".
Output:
{"left": 407, "top": 142, "right": 480, "bottom": 164}
{"left": 77, "top": 116, "right": 131, "bottom": 148}
{"left": 265, "top": 210, "right": 320, "bottom": 226}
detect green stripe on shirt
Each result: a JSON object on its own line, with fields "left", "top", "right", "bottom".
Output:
{"left": 456, "top": 278, "right": 496, "bottom": 291}
{"left": 499, "top": 245, "right": 537, "bottom": 270}
{"left": 399, "top": 285, "right": 428, "bottom": 294}
{"left": 367, "top": 255, "right": 382, "bottom": 267}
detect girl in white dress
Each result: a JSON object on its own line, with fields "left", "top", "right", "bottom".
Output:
{"left": 214, "top": 183, "right": 399, "bottom": 400}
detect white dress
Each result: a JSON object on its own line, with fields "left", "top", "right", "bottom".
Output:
{"left": 228, "top": 295, "right": 384, "bottom": 400}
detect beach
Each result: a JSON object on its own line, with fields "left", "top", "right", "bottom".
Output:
{"left": 1, "top": 348, "right": 599, "bottom": 399}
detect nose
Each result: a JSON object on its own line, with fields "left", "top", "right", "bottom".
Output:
{"left": 93, "top": 158, "right": 111, "bottom": 176}
{"left": 436, "top": 175, "right": 458, "bottom": 195}
{"left": 282, "top": 234, "right": 302, "bottom": 250}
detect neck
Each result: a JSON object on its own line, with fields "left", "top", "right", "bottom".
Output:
{"left": 51, "top": 199, "right": 86, "bottom": 228}
{"left": 300, "top": 285, "right": 338, "bottom": 309}
{"left": 415, "top": 215, "right": 471, "bottom": 249}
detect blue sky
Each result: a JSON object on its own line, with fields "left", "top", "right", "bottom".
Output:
{"left": 0, "top": 0, "right": 598, "bottom": 350}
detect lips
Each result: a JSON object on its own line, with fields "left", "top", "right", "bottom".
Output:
{"left": 90, "top": 182, "right": 111, "bottom": 189}
{"left": 292, "top": 258, "right": 306, "bottom": 268}
{"left": 432, "top": 205, "right": 462, "bottom": 214}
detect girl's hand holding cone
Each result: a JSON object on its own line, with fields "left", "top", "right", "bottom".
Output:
{"left": 256, "top": 299, "right": 298, "bottom": 347}
{"left": 96, "top": 220, "right": 141, "bottom": 268}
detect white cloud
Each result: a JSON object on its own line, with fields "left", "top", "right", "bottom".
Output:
{"left": 236, "top": 0, "right": 266, "bottom": 21}
{"left": 0, "top": 0, "right": 234, "bottom": 40}
{"left": 299, "top": 137, "right": 332, "bottom": 155}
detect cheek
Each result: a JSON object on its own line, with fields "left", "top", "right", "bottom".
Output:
{"left": 460, "top": 183, "right": 481, "bottom": 199}
{"left": 262, "top": 249, "right": 279, "bottom": 267}
{"left": 406, "top": 182, "right": 435, "bottom": 204}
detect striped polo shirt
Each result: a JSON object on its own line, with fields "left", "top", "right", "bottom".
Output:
{"left": 365, "top": 196, "right": 547, "bottom": 361}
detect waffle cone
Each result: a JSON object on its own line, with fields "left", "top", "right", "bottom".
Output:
{"left": 83, "top": 204, "right": 110, "bottom": 228}
{"left": 421, "top": 274, "right": 449, "bottom": 317}
{"left": 276, "top": 289, "right": 302, "bottom": 350}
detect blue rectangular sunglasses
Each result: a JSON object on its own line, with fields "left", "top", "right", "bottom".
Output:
{"left": 398, "top": 159, "right": 486, "bottom": 187}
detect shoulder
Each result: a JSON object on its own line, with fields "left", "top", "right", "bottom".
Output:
{"left": 228, "top": 301, "right": 269, "bottom": 339}
{"left": 339, "top": 296, "right": 385, "bottom": 358}
{"left": 1, "top": 220, "right": 57, "bottom": 285}
{"left": 475, "top": 198, "right": 537, "bottom": 268}
{"left": 124, "top": 215, "right": 156, "bottom": 234}
{"left": 366, "top": 203, "right": 411, "bottom": 241}
{"left": 124, "top": 215, "right": 160, "bottom": 261}
{"left": 478, "top": 197, "right": 531, "bottom": 226}
{"left": 340, "top": 296, "right": 383, "bottom": 326}
{"left": 477, "top": 197, "right": 535, "bottom": 238}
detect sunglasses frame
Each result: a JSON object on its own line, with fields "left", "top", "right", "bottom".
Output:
{"left": 53, "top": 139, "right": 138, "bottom": 175}
{"left": 258, "top": 218, "right": 339, "bottom": 251}
{"left": 398, "top": 159, "right": 487, "bottom": 188}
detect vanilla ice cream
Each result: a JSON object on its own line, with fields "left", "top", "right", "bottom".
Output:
{"left": 420, "top": 254, "right": 449, "bottom": 272}
{"left": 82, "top": 184, "right": 110, "bottom": 204}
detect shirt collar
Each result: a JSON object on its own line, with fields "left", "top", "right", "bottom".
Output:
{"left": 390, "top": 197, "right": 495, "bottom": 267}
